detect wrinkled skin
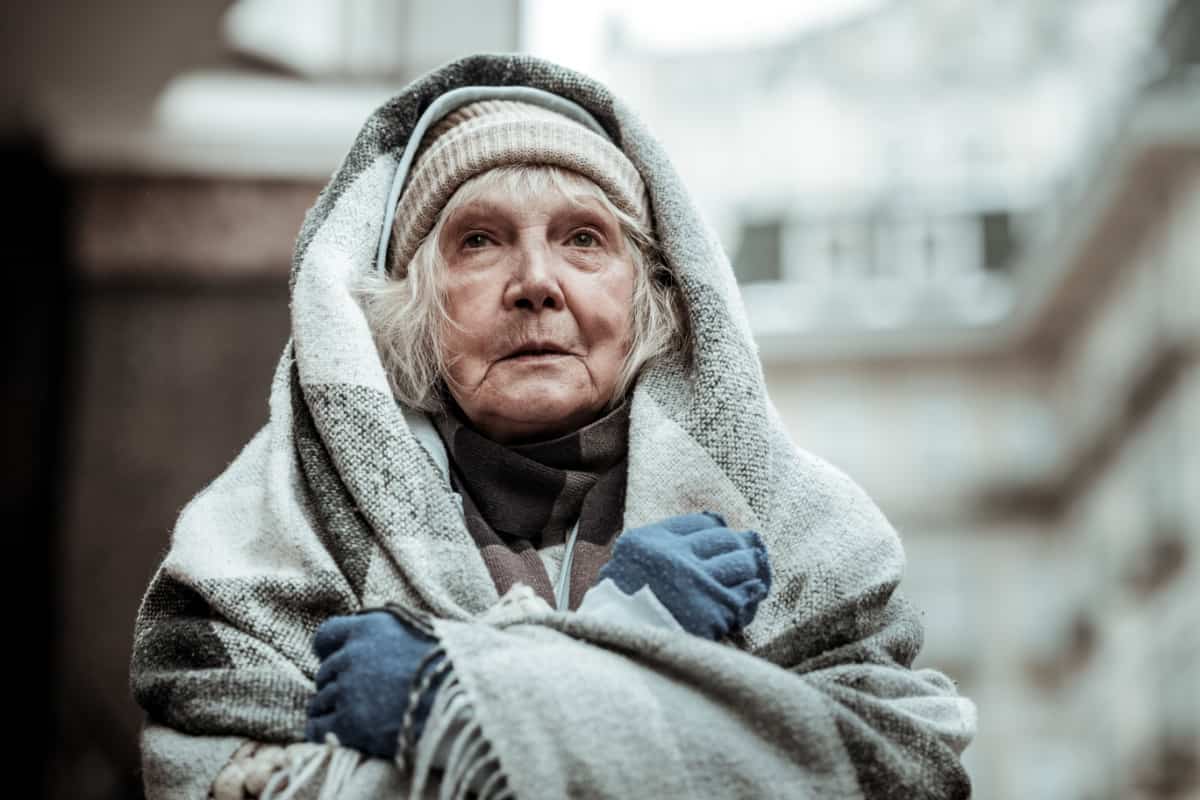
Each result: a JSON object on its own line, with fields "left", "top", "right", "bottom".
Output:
{"left": 437, "top": 183, "right": 635, "bottom": 444}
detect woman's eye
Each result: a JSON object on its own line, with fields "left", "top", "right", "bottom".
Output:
{"left": 463, "top": 233, "right": 490, "bottom": 249}
{"left": 570, "top": 231, "right": 598, "bottom": 247}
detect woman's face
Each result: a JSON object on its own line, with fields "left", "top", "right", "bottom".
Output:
{"left": 436, "top": 179, "right": 635, "bottom": 444}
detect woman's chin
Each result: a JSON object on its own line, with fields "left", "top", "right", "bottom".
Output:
{"left": 475, "top": 394, "right": 604, "bottom": 443}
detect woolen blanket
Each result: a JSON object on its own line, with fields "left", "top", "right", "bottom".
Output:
{"left": 130, "top": 53, "right": 976, "bottom": 799}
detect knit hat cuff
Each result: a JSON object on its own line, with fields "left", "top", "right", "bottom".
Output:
{"left": 390, "top": 101, "right": 649, "bottom": 274}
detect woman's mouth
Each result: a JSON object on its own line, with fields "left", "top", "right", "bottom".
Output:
{"left": 504, "top": 349, "right": 568, "bottom": 363}
{"left": 502, "top": 343, "right": 572, "bottom": 361}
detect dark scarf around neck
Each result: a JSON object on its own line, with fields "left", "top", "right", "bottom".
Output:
{"left": 432, "top": 401, "right": 630, "bottom": 610}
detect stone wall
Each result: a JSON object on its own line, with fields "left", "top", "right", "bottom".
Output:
{"left": 50, "top": 174, "right": 314, "bottom": 800}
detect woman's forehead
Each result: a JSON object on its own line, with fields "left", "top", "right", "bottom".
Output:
{"left": 442, "top": 179, "right": 614, "bottom": 227}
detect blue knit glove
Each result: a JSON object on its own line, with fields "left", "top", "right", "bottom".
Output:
{"left": 596, "top": 512, "right": 772, "bottom": 641}
{"left": 306, "top": 611, "right": 444, "bottom": 758}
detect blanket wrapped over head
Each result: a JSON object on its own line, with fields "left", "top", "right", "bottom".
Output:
{"left": 130, "top": 53, "right": 976, "bottom": 799}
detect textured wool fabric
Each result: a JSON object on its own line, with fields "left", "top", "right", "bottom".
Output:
{"left": 433, "top": 401, "right": 629, "bottom": 610}
{"left": 130, "top": 53, "right": 976, "bottom": 799}
{"left": 595, "top": 511, "right": 771, "bottom": 641}
{"left": 389, "top": 98, "right": 650, "bottom": 276}
{"left": 306, "top": 611, "right": 438, "bottom": 758}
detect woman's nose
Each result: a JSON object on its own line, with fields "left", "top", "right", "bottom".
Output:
{"left": 503, "top": 240, "right": 565, "bottom": 311}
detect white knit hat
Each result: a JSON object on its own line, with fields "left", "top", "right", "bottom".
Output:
{"left": 389, "top": 99, "right": 650, "bottom": 275}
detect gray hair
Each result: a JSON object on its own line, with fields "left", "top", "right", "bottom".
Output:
{"left": 357, "top": 165, "right": 689, "bottom": 414}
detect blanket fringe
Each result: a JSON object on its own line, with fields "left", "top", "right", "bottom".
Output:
{"left": 398, "top": 591, "right": 538, "bottom": 799}
{"left": 398, "top": 645, "right": 454, "bottom": 768}
{"left": 260, "top": 734, "right": 362, "bottom": 800}
{"left": 407, "top": 668, "right": 509, "bottom": 800}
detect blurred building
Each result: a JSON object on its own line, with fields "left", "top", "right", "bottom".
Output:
{"left": 602, "top": 0, "right": 1169, "bottom": 349}
{"left": 600, "top": 2, "right": 1199, "bottom": 798}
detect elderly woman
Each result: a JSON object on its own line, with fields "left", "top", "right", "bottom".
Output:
{"left": 132, "top": 55, "right": 976, "bottom": 799}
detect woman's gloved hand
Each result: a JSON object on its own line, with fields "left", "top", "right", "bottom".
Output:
{"left": 306, "top": 611, "right": 444, "bottom": 759}
{"left": 596, "top": 512, "right": 772, "bottom": 641}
